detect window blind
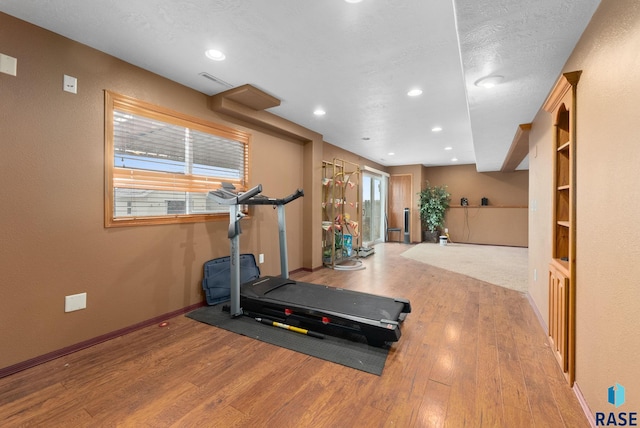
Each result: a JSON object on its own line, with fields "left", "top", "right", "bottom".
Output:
{"left": 105, "top": 91, "right": 250, "bottom": 225}
{"left": 113, "top": 110, "right": 246, "bottom": 180}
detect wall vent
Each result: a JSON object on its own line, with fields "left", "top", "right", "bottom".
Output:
{"left": 199, "top": 72, "right": 232, "bottom": 94}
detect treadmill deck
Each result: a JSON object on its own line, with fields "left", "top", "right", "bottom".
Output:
{"left": 241, "top": 276, "right": 408, "bottom": 322}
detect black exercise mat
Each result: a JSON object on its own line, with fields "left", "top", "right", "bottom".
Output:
{"left": 186, "top": 305, "right": 389, "bottom": 375}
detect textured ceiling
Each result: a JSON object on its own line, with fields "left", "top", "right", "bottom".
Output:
{"left": 0, "top": 0, "right": 600, "bottom": 171}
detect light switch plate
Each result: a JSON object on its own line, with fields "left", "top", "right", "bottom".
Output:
{"left": 0, "top": 53, "right": 17, "bottom": 76}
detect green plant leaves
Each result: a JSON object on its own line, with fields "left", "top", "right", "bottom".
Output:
{"left": 418, "top": 182, "right": 451, "bottom": 232}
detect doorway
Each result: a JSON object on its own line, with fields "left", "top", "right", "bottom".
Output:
{"left": 388, "top": 174, "right": 413, "bottom": 242}
{"left": 362, "top": 169, "right": 387, "bottom": 247}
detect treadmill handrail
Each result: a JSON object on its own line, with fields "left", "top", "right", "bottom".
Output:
{"left": 207, "top": 184, "right": 263, "bottom": 205}
{"left": 208, "top": 186, "right": 304, "bottom": 206}
{"left": 246, "top": 189, "right": 304, "bottom": 206}
{"left": 237, "top": 184, "right": 264, "bottom": 204}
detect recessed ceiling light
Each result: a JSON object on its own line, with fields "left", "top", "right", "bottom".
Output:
{"left": 407, "top": 89, "right": 423, "bottom": 97}
{"left": 314, "top": 109, "right": 326, "bottom": 116}
{"left": 451, "top": 157, "right": 458, "bottom": 162}
{"left": 205, "top": 49, "right": 226, "bottom": 61}
{"left": 345, "top": 0, "right": 363, "bottom": 3}
{"left": 474, "top": 75, "right": 504, "bottom": 88}
{"left": 444, "top": 146, "right": 453, "bottom": 151}
{"left": 432, "top": 126, "right": 443, "bottom": 132}
{"left": 388, "top": 152, "right": 395, "bottom": 156}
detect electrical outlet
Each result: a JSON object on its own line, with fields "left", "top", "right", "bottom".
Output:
{"left": 259, "top": 253, "right": 264, "bottom": 264}
{"left": 65, "top": 292, "right": 87, "bottom": 312}
{"left": 63, "top": 74, "right": 77, "bottom": 94}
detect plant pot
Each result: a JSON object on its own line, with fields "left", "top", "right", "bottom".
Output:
{"left": 422, "top": 230, "right": 439, "bottom": 243}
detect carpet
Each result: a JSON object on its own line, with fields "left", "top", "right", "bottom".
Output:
{"left": 400, "top": 242, "right": 528, "bottom": 293}
{"left": 186, "top": 305, "right": 389, "bottom": 375}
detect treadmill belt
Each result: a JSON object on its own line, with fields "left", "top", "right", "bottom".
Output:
{"left": 243, "top": 277, "right": 404, "bottom": 321}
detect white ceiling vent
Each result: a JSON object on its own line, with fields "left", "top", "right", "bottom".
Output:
{"left": 199, "top": 72, "right": 233, "bottom": 94}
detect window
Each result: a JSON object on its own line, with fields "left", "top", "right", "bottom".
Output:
{"left": 104, "top": 91, "right": 250, "bottom": 227}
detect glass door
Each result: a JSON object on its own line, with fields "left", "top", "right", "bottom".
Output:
{"left": 362, "top": 171, "right": 386, "bottom": 246}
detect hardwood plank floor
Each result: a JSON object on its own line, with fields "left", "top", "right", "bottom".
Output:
{"left": 0, "top": 243, "right": 589, "bottom": 427}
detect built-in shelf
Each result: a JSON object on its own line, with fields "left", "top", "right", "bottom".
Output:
{"left": 546, "top": 70, "right": 581, "bottom": 387}
{"left": 551, "top": 257, "right": 570, "bottom": 275}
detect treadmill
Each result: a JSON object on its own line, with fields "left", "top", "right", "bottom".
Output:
{"left": 207, "top": 183, "right": 411, "bottom": 347}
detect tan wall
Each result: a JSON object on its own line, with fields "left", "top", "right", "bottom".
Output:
{"left": 529, "top": 0, "right": 640, "bottom": 414}
{"left": 445, "top": 208, "right": 528, "bottom": 247}
{"left": 0, "top": 14, "right": 308, "bottom": 369}
{"left": 422, "top": 164, "right": 528, "bottom": 246}
{"left": 323, "top": 142, "right": 387, "bottom": 172}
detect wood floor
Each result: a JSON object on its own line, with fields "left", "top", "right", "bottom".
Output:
{"left": 0, "top": 243, "right": 589, "bottom": 427}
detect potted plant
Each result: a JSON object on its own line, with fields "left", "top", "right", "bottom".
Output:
{"left": 418, "top": 181, "right": 451, "bottom": 242}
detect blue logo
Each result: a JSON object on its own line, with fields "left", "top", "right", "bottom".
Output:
{"left": 596, "top": 383, "right": 637, "bottom": 426}
{"left": 609, "top": 383, "right": 626, "bottom": 408}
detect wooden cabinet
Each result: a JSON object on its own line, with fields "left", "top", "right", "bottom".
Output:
{"left": 548, "top": 261, "right": 570, "bottom": 372}
{"left": 544, "top": 70, "right": 581, "bottom": 385}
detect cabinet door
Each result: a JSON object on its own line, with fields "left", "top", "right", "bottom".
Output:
{"left": 548, "top": 264, "right": 569, "bottom": 372}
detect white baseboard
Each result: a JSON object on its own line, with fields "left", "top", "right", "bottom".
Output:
{"left": 525, "top": 292, "right": 595, "bottom": 426}
{"left": 573, "top": 381, "right": 596, "bottom": 427}
{"left": 525, "top": 291, "right": 548, "bottom": 335}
